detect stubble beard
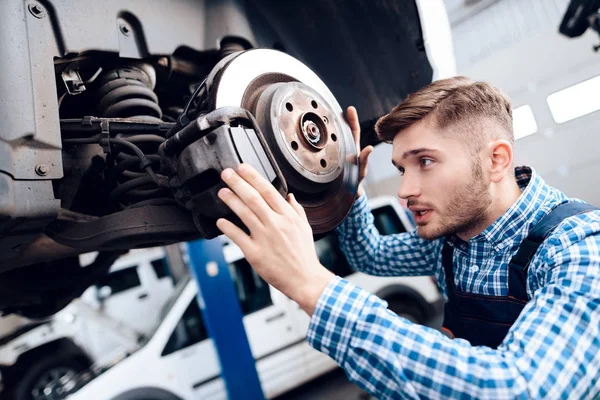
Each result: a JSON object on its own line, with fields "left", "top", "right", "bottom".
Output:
{"left": 416, "top": 160, "right": 492, "bottom": 240}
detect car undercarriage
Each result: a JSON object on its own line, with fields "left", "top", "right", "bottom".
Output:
{"left": 0, "top": 0, "right": 433, "bottom": 317}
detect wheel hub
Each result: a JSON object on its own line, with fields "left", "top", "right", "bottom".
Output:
{"left": 205, "top": 49, "right": 359, "bottom": 233}
{"left": 254, "top": 81, "right": 343, "bottom": 192}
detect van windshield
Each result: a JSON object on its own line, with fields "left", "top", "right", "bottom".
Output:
{"left": 141, "top": 275, "right": 191, "bottom": 344}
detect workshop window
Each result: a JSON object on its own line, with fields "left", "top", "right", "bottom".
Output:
{"left": 547, "top": 75, "right": 600, "bottom": 123}
{"left": 372, "top": 205, "right": 407, "bottom": 235}
{"left": 229, "top": 258, "right": 273, "bottom": 315}
{"left": 95, "top": 265, "right": 141, "bottom": 295}
{"left": 162, "top": 298, "right": 208, "bottom": 356}
{"left": 513, "top": 105, "right": 537, "bottom": 140}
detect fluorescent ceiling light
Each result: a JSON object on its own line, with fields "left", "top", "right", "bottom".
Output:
{"left": 513, "top": 105, "right": 537, "bottom": 140}
{"left": 547, "top": 75, "right": 600, "bottom": 124}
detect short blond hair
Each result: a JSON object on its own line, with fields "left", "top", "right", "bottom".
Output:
{"left": 375, "top": 76, "right": 513, "bottom": 153}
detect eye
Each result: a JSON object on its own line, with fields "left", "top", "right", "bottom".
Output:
{"left": 420, "top": 158, "right": 433, "bottom": 167}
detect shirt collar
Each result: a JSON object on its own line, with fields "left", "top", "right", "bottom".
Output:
{"left": 447, "top": 166, "right": 551, "bottom": 251}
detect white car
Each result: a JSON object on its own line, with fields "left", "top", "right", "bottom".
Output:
{"left": 0, "top": 247, "right": 174, "bottom": 400}
{"left": 79, "top": 247, "right": 175, "bottom": 335}
{"left": 67, "top": 197, "right": 443, "bottom": 400}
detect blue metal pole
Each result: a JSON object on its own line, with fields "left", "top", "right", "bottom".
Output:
{"left": 186, "top": 238, "right": 265, "bottom": 400}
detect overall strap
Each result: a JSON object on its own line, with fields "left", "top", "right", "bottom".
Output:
{"left": 508, "top": 202, "right": 599, "bottom": 301}
{"left": 442, "top": 242, "right": 456, "bottom": 293}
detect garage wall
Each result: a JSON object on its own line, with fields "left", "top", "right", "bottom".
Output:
{"left": 366, "top": 0, "right": 600, "bottom": 206}
{"left": 460, "top": 0, "right": 600, "bottom": 205}
{"left": 451, "top": 0, "right": 569, "bottom": 72}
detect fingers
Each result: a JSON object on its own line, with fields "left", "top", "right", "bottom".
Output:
{"left": 345, "top": 106, "right": 361, "bottom": 147}
{"left": 359, "top": 145, "right": 373, "bottom": 181}
{"left": 287, "top": 193, "right": 306, "bottom": 218}
{"left": 216, "top": 218, "right": 254, "bottom": 251}
{"left": 217, "top": 187, "right": 263, "bottom": 232}
{"left": 237, "top": 164, "right": 290, "bottom": 214}
{"left": 221, "top": 167, "right": 275, "bottom": 223}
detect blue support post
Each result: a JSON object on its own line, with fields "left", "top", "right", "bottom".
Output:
{"left": 186, "top": 238, "right": 265, "bottom": 400}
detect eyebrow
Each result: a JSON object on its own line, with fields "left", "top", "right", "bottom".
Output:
{"left": 392, "top": 148, "right": 439, "bottom": 168}
{"left": 401, "top": 148, "right": 439, "bottom": 159}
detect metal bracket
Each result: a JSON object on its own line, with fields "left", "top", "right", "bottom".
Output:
{"left": 61, "top": 69, "right": 86, "bottom": 95}
{"left": 100, "top": 120, "right": 111, "bottom": 154}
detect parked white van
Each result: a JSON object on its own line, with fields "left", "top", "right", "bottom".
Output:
{"left": 67, "top": 197, "right": 443, "bottom": 400}
{"left": 0, "top": 247, "right": 174, "bottom": 400}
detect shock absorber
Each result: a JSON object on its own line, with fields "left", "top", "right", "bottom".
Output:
{"left": 93, "top": 64, "right": 171, "bottom": 209}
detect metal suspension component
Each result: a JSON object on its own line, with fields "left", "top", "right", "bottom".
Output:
{"left": 108, "top": 134, "right": 172, "bottom": 210}
{"left": 95, "top": 65, "right": 162, "bottom": 122}
{"left": 202, "top": 49, "right": 359, "bottom": 234}
{"left": 90, "top": 64, "right": 171, "bottom": 209}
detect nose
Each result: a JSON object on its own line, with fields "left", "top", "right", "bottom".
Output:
{"left": 397, "top": 173, "right": 420, "bottom": 200}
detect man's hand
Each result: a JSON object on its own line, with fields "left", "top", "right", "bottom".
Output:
{"left": 346, "top": 106, "right": 373, "bottom": 197}
{"left": 216, "top": 164, "right": 334, "bottom": 315}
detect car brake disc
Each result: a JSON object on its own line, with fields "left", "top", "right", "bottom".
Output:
{"left": 205, "top": 49, "right": 359, "bottom": 234}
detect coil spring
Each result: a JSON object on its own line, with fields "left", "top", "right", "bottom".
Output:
{"left": 95, "top": 66, "right": 163, "bottom": 122}
{"left": 94, "top": 65, "right": 172, "bottom": 209}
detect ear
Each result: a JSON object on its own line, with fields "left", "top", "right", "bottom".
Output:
{"left": 486, "top": 140, "right": 513, "bottom": 183}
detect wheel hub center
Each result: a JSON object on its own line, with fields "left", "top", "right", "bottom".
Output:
{"left": 300, "top": 112, "right": 326, "bottom": 149}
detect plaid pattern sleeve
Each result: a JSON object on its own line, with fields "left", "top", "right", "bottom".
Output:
{"left": 307, "top": 228, "right": 600, "bottom": 399}
{"left": 336, "top": 195, "right": 440, "bottom": 277}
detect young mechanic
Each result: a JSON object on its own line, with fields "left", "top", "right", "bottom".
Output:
{"left": 215, "top": 77, "right": 600, "bottom": 399}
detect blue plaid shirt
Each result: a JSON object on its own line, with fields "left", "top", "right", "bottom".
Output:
{"left": 306, "top": 166, "right": 600, "bottom": 399}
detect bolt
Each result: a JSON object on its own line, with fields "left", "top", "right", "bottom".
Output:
{"left": 119, "top": 23, "right": 131, "bottom": 36}
{"left": 28, "top": 3, "right": 46, "bottom": 18}
{"left": 35, "top": 164, "right": 49, "bottom": 176}
{"left": 303, "top": 121, "right": 321, "bottom": 143}
{"left": 206, "top": 261, "right": 219, "bottom": 277}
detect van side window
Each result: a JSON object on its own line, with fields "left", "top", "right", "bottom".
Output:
{"left": 162, "top": 298, "right": 208, "bottom": 356}
{"left": 151, "top": 257, "right": 170, "bottom": 279}
{"left": 229, "top": 258, "right": 273, "bottom": 315}
{"left": 315, "top": 235, "right": 354, "bottom": 278}
{"left": 372, "top": 205, "right": 407, "bottom": 235}
{"left": 95, "top": 265, "right": 141, "bottom": 295}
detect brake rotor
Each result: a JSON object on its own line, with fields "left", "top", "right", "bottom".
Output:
{"left": 206, "top": 49, "right": 358, "bottom": 234}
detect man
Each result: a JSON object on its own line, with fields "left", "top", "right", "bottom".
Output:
{"left": 215, "top": 77, "right": 600, "bottom": 399}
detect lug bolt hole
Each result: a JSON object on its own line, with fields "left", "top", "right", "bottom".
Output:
{"left": 311, "top": 100, "right": 318, "bottom": 109}
{"left": 331, "top": 133, "right": 337, "bottom": 142}
{"left": 291, "top": 141, "right": 299, "bottom": 150}
{"left": 286, "top": 103, "right": 294, "bottom": 112}
{"left": 320, "top": 159, "right": 327, "bottom": 168}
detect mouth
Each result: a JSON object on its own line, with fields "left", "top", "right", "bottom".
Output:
{"left": 412, "top": 209, "right": 433, "bottom": 225}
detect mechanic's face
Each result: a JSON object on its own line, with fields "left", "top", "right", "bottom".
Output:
{"left": 392, "top": 119, "right": 491, "bottom": 240}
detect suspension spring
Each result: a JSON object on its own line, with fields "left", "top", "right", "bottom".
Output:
{"left": 92, "top": 64, "right": 172, "bottom": 209}
{"left": 95, "top": 65, "right": 163, "bottom": 122}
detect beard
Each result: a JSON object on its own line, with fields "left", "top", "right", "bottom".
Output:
{"left": 416, "top": 159, "right": 492, "bottom": 240}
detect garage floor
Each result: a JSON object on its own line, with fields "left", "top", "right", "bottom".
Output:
{"left": 274, "top": 368, "right": 371, "bottom": 400}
